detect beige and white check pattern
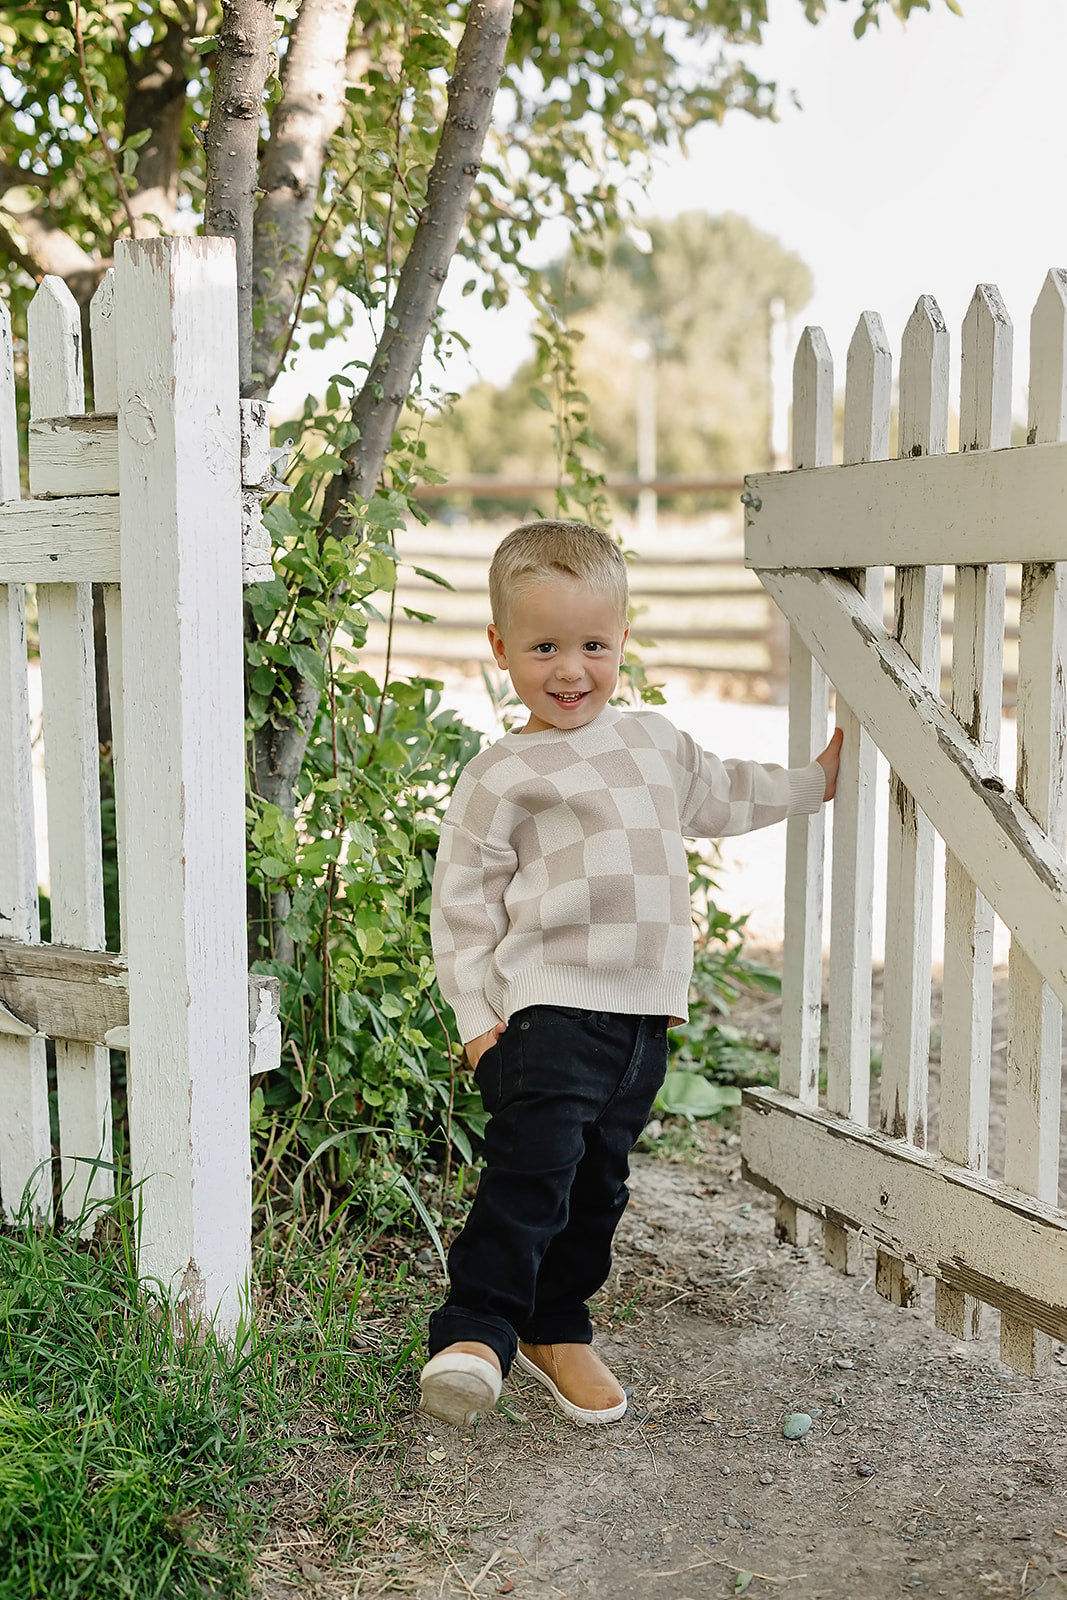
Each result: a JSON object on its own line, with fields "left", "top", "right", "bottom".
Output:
{"left": 431, "top": 707, "right": 825, "bottom": 1043}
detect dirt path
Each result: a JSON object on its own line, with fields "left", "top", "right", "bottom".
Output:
{"left": 257, "top": 968, "right": 1067, "bottom": 1600}
{"left": 384, "top": 1120, "right": 1066, "bottom": 1600}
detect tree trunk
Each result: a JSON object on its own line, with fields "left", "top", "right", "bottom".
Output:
{"left": 251, "top": 0, "right": 357, "bottom": 394}
{"left": 251, "top": 0, "right": 515, "bottom": 957}
{"left": 326, "top": 0, "right": 515, "bottom": 517}
{"left": 203, "top": 0, "right": 277, "bottom": 395}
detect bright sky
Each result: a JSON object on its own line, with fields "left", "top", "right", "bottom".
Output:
{"left": 273, "top": 0, "right": 1067, "bottom": 422}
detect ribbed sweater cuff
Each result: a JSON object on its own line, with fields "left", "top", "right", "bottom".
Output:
{"left": 449, "top": 995, "right": 504, "bottom": 1047}
{"left": 790, "top": 758, "right": 827, "bottom": 814}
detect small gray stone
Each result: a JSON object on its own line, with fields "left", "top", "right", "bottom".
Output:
{"left": 856, "top": 1463, "right": 875, "bottom": 1478}
{"left": 782, "top": 1412, "right": 812, "bottom": 1440}
{"left": 723, "top": 1514, "right": 741, "bottom": 1528}
{"left": 719, "top": 1464, "right": 731, "bottom": 1476}
{"left": 759, "top": 1471, "right": 774, "bottom": 1485}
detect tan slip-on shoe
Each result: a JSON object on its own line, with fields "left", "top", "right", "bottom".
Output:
{"left": 419, "top": 1341, "right": 502, "bottom": 1426}
{"left": 515, "top": 1341, "right": 627, "bottom": 1426}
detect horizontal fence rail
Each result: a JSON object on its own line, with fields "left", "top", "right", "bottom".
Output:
{"left": 365, "top": 520, "right": 1029, "bottom": 703}
{"left": 740, "top": 272, "right": 1067, "bottom": 1378}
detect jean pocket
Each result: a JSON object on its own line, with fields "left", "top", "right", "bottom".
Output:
{"left": 473, "top": 1039, "right": 502, "bottom": 1113}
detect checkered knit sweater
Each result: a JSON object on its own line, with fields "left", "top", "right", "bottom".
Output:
{"left": 431, "top": 706, "right": 826, "bottom": 1043}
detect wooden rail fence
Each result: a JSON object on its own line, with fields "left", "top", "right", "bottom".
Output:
{"left": 740, "top": 276, "right": 1067, "bottom": 1377}
{"left": 0, "top": 239, "right": 278, "bottom": 1335}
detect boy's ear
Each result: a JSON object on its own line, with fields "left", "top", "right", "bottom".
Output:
{"left": 487, "top": 622, "right": 508, "bottom": 670}
{"left": 620, "top": 626, "right": 629, "bottom": 662}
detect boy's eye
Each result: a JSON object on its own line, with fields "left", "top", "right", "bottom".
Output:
{"left": 534, "top": 642, "right": 556, "bottom": 654}
{"left": 584, "top": 642, "right": 607, "bottom": 652}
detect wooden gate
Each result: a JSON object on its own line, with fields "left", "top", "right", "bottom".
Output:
{"left": 739, "top": 272, "right": 1067, "bottom": 1377}
{"left": 0, "top": 237, "right": 276, "bottom": 1335}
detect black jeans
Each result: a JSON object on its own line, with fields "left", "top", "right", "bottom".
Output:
{"left": 428, "top": 1005, "right": 669, "bottom": 1375}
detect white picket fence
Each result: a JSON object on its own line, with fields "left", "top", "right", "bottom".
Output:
{"left": 740, "top": 272, "right": 1067, "bottom": 1377}
{"left": 0, "top": 237, "right": 277, "bottom": 1335}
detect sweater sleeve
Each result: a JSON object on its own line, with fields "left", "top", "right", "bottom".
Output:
{"left": 430, "top": 806, "right": 517, "bottom": 1046}
{"left": 675, "top": 727, "right": 826, "bottom": 839}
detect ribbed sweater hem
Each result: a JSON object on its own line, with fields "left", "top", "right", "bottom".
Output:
{"left": 486, "top": 965, "right": 691, "bottom": 1031}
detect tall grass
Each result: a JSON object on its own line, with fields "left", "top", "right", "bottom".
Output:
{"left": 0, "top": 1193, "right": 428, "bottom": 1597}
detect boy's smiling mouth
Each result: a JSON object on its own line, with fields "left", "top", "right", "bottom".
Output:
{"left": 551, "top": 691, "right": 588, "bottom": 704}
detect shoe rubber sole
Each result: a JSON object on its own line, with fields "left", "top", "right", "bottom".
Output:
{"left": 514, "top": 1349, "right": 628, "bottom": 1426}
{"left": 419, "top": 1351, "right": 502, "bottom": 1426}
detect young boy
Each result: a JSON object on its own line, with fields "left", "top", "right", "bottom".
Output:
{"left": 420, "top": 520, "right": 841, "bottom": 1428}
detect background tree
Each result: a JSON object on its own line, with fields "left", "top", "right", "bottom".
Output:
{"left": 426, "top": 211, "right": 813, "bottom": 488}
{"left": 0, "top": 0, "right": 955, "bottom": 1210}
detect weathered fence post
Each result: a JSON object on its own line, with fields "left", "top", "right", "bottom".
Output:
{"left": 0, "top": 300, "right": 50, "bottom": 1224}
{"left": 936, "top": 284, "right": 1010, "bottom": 1342}
{"left": 823, "top": 309, "right": 891, "bottom": 1277}
{"left": 28, "top": 277, "right": 113, "bottom": 1232}
{"left": 115, "top": 237, "right": 250, "bottom": 1334}
{"left": 776, "top": 326, "right": 832, "bottom": 1247}
{"left": 875, "top": 295, "right": 949, "bottom": 1308}
{"left": 1001, "top": 268, "right": 1067, "bottom": 1375}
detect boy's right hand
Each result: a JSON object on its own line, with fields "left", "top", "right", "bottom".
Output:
{"left": 465, "top": 1022, "right": 506, "bottom": 1068}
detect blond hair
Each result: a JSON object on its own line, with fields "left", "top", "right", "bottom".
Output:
{"left": 488, "top": 520, "right": 628, "bottom": 630}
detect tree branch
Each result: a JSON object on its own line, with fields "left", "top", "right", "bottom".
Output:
{"left": 203, "top": 0, "right": 278, "bottom": 394}
{"left": 322, "top": 0, "right": 515, "bottom": 525}
{"left": 120, "top": 6, "right": 208, "bottom": 235}
{"left": 251, "top": 0, "right": 356, "bottom": 394}
{"left": 0, "top": 209, "right": 105, "bottom": 303}
{"left": 73, "top": 0, "right": 139, "bottom": 242}
{"left": 252, "top": 0, "right": 515, "bottom": 825}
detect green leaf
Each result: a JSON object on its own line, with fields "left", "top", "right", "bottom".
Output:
{"left": 258, "top": 856, "right": 290, "bottom": 880}
{"left": 366, "top": 548, "right": 398, "bottom": 591}
{"left": 734, "top": 1574, "right": 754, "bottom": 1596}
{"left": 411, "top": 566, "right": 455, "bottom": 590}
{"left": 378, "top": 994, "right": 407, "bottom": 1018}
{"left": 356, "top": 927, "right": 386, "bottom": 957}
{"left": 654, "top": 1073, "right": 742, "bottom": 1119}
{"left": 288, "top": 643, "right": 325, "bottom": 691}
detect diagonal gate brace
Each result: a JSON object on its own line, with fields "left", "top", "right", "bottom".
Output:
{"left": 757, "top": 567, "right": 1067, "bottom": 1009}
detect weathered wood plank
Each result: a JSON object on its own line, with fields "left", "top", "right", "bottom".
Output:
{"left": 877, "top": 297, "right": 948, "bottom": 1307}
{"left": 777, "top": 326, "right": 832, "bottom": 1249}
{"left": 743, "top": 438, "right": 1067, "bottom": 569}
{"left": 29, "top": 414, "right": 119, "bottom": 498}
{"left": 29, "top": 274, "right": 113, "bottom": 1229}
{"left": 0, "top": 938, "right": 128, "bottom": 1044}
{"left": 1001, "top": 268, "right": 1067, "bottom": 1376}
{"left": 0, "top": 296, "right": 50, "bottom": 1224}
{"left": 823, "top": 309, "right": 890, "bottom": 1278}
{"left": 116, "top": 237, "right": 250, "bottom": 1333}
{"left": 937, "top": 284, "right": 1010, "bottom": 1343}
{"left": 757, "top": 569, "right": 1067, "bottom": 1008}
{"left": 90, "top": 270, "right": 118, "bottom": 411}
{"left": 741, "top": 1088, "right": 1067, "bottom": 1342}
{"left": 0, "top": 497, "right": 120, "bottom": 583}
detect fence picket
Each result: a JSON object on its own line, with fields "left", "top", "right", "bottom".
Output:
{"left": 876, "top": 295, "right": 949, "bottom": 1308}
{"left": 824, "top": 311, "right": 891, "bottom": 1277}
{"left": 91, "top": 272, "right": 125, "bottom": 946}
{"left": 1001, "top": 268, "right": 1067, "bottom": 1375}
{"left": 116, "top": 238, "right": 250, "bottom": 1329}
{"left": 936, "top": 286, "right": 1010, "bottom": 1342}
{"left": 27, "top": 277, "right": 112, "bottom": 1230}
{"left": 776, "top": 326, "right": 832, "bottom": 1248}
{"left": 0, "top": 300, "right": 50, "bottom": 1223}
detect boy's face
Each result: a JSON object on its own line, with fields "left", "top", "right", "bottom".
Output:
{"left": 487, "top": 576, "right": 628, "bottom": 734}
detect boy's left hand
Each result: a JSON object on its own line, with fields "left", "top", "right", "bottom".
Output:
{"left": 817, "top": 727, "right": 844, "bottom": 801}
